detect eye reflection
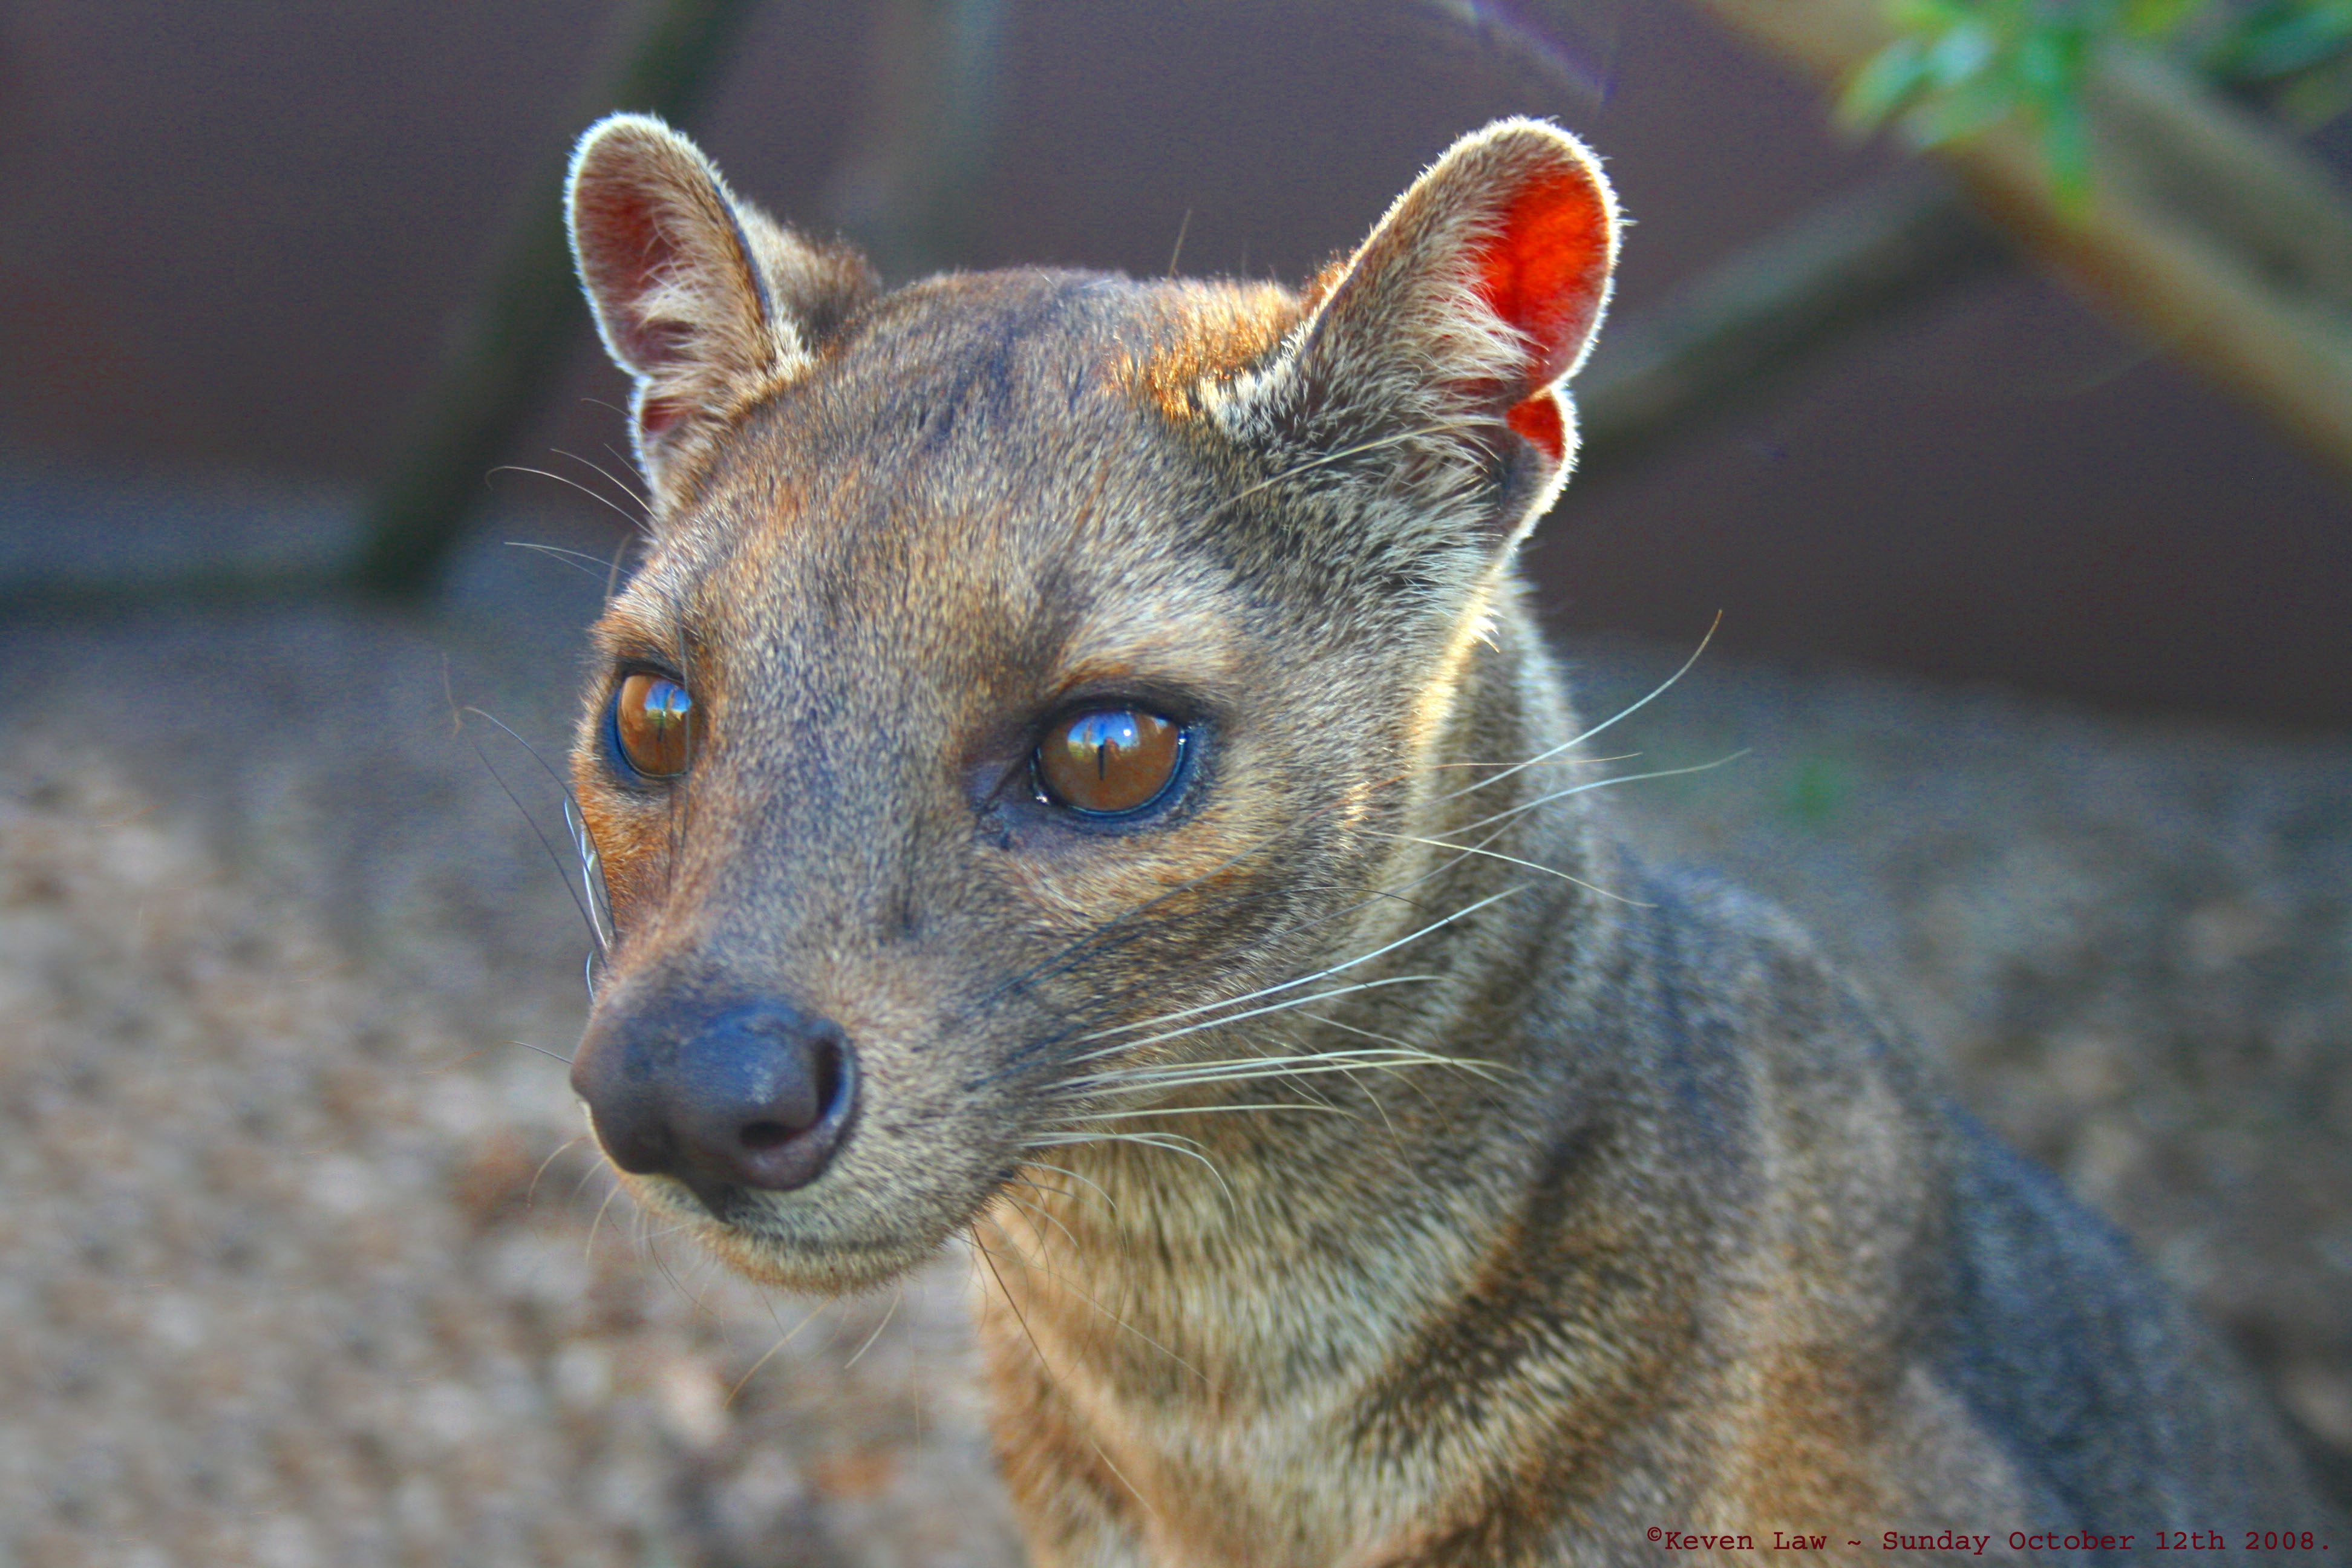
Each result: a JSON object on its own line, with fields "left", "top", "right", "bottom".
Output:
{"left": 1036, "top": 708, "right": 1182, "bottom": 815}
{"left": 612, "top": 673, "right": 700, "bottom": 778}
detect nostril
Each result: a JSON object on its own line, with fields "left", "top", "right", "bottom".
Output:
{"left": 811, "top": 1031, "right": 845, "bottom": 1116}
{"left": 735, "top": 1033, "right": 843, "bottom": 1152}
{"left": 739, "top": 1120, "right": 794, "bottom": 1152}
{"left": 715, "top": 1025, "right": 857, "bottom": 1197}
{"left": 673, "top": 1005, "right": 857, "bottom": 1200}
{"left": 573, "top": 994, "right": 862, "bottom": 1207}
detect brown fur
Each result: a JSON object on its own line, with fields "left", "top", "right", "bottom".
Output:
{"left": 558, "top": 115, "right": 2338, "bottom": 1564}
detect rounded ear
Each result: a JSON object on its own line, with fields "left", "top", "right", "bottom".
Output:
{"left": 566, "top": 114, "right": 877, "bottom": 509}
{"left": 1206, "top": 119, "right": 1619, "bottom": 554}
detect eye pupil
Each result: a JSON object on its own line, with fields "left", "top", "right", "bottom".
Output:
{"left": 1039, "top": 708, "right": 1181, "bottom": 816}
{"left": 613, "top": 672, "right": 701, "bottom": 778}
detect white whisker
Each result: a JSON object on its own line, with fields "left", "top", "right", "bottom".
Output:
{"left": 1068, "top": 973, "right": 1446, "bottom": 1065}
{"left": 562, "top": 795, "right": 616, "bottom": 952}
{"left": 984, "top": 1206, "right": 1214, "bottom": 1387}
{"left": 1435, "top": 615, "right": 1720, "bottom": 807}
{"left": 1048, "top": 1100, "right": 1351, "bottom": 1123}
{"left": 1023, "top": 1131, "right": 1235, "bottom": 1204}
{"left": 490, "top": 463, "right": 648, "bottom": 532}
{"left": 1202, "top": 420, "right": 1485, "bottom": 524}
{"left": 841, "top": 1287, "right": 901, "bottom": 1371}
{"left": 549, "top": 445, "right": 653, "bottom": 513}
{"left": 1452, "top": 755, "right": 1748, "bottom": 841}
{"left": 1288, "top": 1010, "right": 1446, "bottom": 1057}
{"left": 1057, "top": 1044, "right": 1498, "bottom": 1096}
{"left": 728, "top": 1296, "right": 841, "bottom": 1406}
{"left": 1074, "top": 886, "right": 1525, "bottom": 1049}
{"left": 1361, "top": 829, "right": 1653, "bottom": 906}
{"left": 505, "top": 539, "right": 622, "bottom": 585}
{"left": 995, "top": 1186, "right": 1082, "bottom": 1253}
{"left": 1018, "top": 1159, "right": 1121, "bottom": 1217}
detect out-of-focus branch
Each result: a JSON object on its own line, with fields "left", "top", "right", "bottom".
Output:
{"left": 350, "top": 0, "right": 765, "bottom": 603}
{"left": 1694, "top": 0, "right": 2352, "bottom": 487}
{"left": 1574, "top": 169, "right": 2007, "bottom": 485}
{"left": 822, "top": 0, "right": 1007, "bottom": 282}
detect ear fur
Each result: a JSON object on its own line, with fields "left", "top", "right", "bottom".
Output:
{"left": 567, "top": 114, "right": 878, "bottom": 509}
{"left": 1204, "top": 118, "right": 1618, "bottom": 563}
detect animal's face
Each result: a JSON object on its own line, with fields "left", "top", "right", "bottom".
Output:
{"left": 561, "top": 117, "right": 1615, "bottom": 1291}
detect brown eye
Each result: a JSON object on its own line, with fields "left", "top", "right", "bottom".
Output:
{"left": 611, "top": 672, "right": 701, "bottom": 779}
{"left": 1036, "top": 708, "right": 1184, "bottom": 816}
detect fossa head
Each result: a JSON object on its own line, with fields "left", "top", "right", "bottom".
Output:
{"left": 561, "top": 114, "right": 1618, "bottom": 1291}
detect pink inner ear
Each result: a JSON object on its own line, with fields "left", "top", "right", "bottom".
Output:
{"left": 1474, "top": 169, "right": 1610, "bottom": 463}
{"left": 578, "top": 186, "right": 684, "bottom": 372}
{"left": 638, "top": 393, "right": 688, "bottom": 438}
{"left": 1508, "top": 390, "right": 1566, "bottom": 462}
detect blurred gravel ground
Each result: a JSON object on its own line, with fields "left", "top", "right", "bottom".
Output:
{"left": 0, "top": 602, "right": 1016, "bottom": 1568}
{"left": 1, "top": 486, "right": 2345, "bottom": 1564}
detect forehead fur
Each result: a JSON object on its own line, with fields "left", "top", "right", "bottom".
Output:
{"left": 629, "top": 272, "right": 1302, "bottom": 617}
{"left": 583, "top": 270, "right": 1324, "bottom": 788}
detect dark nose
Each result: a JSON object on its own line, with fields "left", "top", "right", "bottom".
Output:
{"left": 571, "top": 992, "right": 859, "bottom": 1214}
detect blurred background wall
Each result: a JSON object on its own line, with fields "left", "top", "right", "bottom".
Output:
{"left": 1, "top": 0, "right": 2346, "bottom": 728}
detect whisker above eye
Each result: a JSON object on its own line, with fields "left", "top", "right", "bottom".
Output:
{"left": 489, "top": 463, "right": 649, "bottom": 533}
{"left": 547, "top": 445, "right": 653, "bottom": 514}
{"left": 504, "top": 538, "right": 627, "bottom": 585}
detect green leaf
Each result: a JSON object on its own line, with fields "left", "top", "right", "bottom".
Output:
{"left": 2225, "top": 2, "right": 2352, "bottom": 79}
{"left": 2276, "top": 53, "right": 2352, "bottom": 124}
{"left": 2016, "top": 22, "right": 2091, "bottom": 99}
{"left": 1891, "top": 0, "right": 1982, "bottom": 31}
{"left": 2039, "top": 88, "right": 2094, "bottom": 214}
{"left": 1909, "top": 69, "right": 2024, "bottom": 143}
{"left": 1922, "top": 19, "right": 2002, "bottom": 87}
{"left": 2120, "top": 0, "right": 2204, "bottom": 39}
{"left": 1841, "top": 36, "right": 1938, "bottom": 128}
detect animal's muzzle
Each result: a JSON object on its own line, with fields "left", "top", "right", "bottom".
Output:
{"left": 572, "top": 991, "right": 860, "bottom": 1214}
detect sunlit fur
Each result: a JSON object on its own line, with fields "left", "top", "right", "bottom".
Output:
{"left": 561, "top": 116, "right": 2337, "bottom": 1564}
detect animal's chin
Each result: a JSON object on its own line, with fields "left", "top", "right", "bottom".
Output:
{"left": 618, "top": 1172, "right": 956, "bottom": 1295}
{"left": 699, "top": 1225, "right": 940, "bottom": 1294}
